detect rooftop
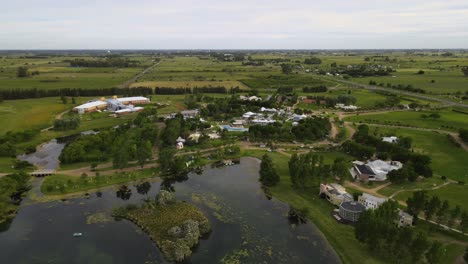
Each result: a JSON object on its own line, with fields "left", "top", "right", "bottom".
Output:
{"left": 340, "top": 201, "right": 366, "bottom": 212}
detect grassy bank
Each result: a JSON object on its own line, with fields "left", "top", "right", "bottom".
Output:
{"left": 41, "top": 169, "right": 156, "bottom": 195}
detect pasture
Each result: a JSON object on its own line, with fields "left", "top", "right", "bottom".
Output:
{"left": 345, "top": 109, "right": 468, "bottom": 131}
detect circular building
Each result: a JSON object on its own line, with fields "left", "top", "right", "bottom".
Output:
{"left": 339, "top": 201, "right": 366, "bottom": 222}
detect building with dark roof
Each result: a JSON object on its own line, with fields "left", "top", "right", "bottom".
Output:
{"left": 339, "top": 201, "right": 366, "bottom": 222}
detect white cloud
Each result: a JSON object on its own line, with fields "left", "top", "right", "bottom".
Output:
{"left": 0, "top": 0, "right": 466, "bottom": 49}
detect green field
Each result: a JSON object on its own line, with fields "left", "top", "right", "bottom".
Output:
{"left": 0, "top": 97, "right": 69, "bottom": 134}
{"left": 351, "top": 69, "right": 468, "bottom": 95}
{"left": 0, "top": 55, "right": 147, "bottom": 90}
{"left": 345, "top": 110, "right": 468, "bottom": 131}
{"left": 367, "top": 126, "right": 468, "bottom": 182}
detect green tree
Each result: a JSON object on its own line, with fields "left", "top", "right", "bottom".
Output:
{"left": 425, "top": 196, "right": 441, "bottom": 220}
{"left": 407, "top": 191, "right": 428, "bottom": 217}
{"left": 16, "top": 66, "right": 28, "bottom": 77}
{"left": 461, "top": 66, "right": 468, "bottom": 77}
{"left": 280, "top": 63, "right": 293, "bottom": 74}
{"left": 426, "top": 241, "right": 443, "bottom": 264}
{"left": 137, "top": 140, "right": 152, "bottom": 168}
{"left": 410, "top": 232, "right": 430, "bottom": 261}
{"left": 259, "top": 154, "right": 280, "bottom": 186}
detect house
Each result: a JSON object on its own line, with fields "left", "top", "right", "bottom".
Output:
{"left": 239, "top": 95, "right": 262, "bottom": 101}
{"left": 180, "top": 109, "right": 199, "bottom": 119}
{"left": 303, "top": 99, "right": 316, "bottom": 104}
{"left": 335, "top": 104, "right": 358, "bottom": 111}
{"left": 260, "top": 107, "right": 278, "bottom": 113}
{"left": 251, "top": 118, "right": 275, "bottom": 126}
{"left": 358, "top": 193, "right": 387, "bottom": 210}
{"left": 382, "top": 136, "right": 399, "bottom": 143}
{"left": 176, "top": 137, "right": 185, "bottom": 149}
{"left": 350, "top": 160, "right": 402, "bottom": 181}
{"left": 339, "top": 201, "right": 366, "bottom": 222}
{"left": 242, "top": 112, "right": 256, "bottom": 119}
{"left": 232, "top": 120, "right": 245, "bottom": 127}
{"left": 396, "top": 210, "right": 414, "bottom": 227}
{"left": 319, "top": 183, "right": 353, "bottom": 206}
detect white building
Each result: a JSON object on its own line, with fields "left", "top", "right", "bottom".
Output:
{"left": 358, "top": 193, "right": 387, "bottom": 210}
{"left": 251, "top": 118, "right": 276, "bottom": 126}
{"left": 350, "top": 160, "right": 403, "bottom": 181}
{"left": 382, "top": 136, "right": 399, "bottom": 143}
{"left": 335, "top": 103, "right": 358, "bottom": 111}
{"left": 242, "top": 111, "right": 256, "bottom": 119}
{"left": 73, "top": 96, "right": 150, "bottom": 114}
{"left": 180, "top": 109, "right": 199, "bottom": 119}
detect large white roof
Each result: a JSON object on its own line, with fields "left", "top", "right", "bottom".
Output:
{"left": 74, "top": 101, "right": 107, "bottom": 110}
{"left": 116, "top": 97, "right": 149, "bottom": 102}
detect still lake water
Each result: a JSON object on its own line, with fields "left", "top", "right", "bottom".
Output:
{"left": 17, "top": 139, "right": 65, "bottom": 170}
{"left": 0, "top": 158, "right": 340, "bottom": 263}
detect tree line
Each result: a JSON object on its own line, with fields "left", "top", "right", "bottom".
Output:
{"left": 248, "top": 117, "right": 330, "bottom": 142}
{"left": 302, "top": 86, "right": 328, "bottom": 93}
{"left": 66, "top": 58, "right": 138, "bottom": 68}
{"left": 150, "top": 86, "right": 241, "bottom": 95}
{"left": 406, "top": 190, "right": 468, "bottom": 232}
{"left": 0, "top": 130, "right": 40, "bottom": 158}
{"left": 289, "top": 152, "right": 349, "bottom": 189}
{"left": 0, "top": 87, "right": 153, "bottom": 100}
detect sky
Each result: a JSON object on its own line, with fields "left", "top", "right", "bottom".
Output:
{"left": 1, "top": 0, "right": 467, "bottom": 49}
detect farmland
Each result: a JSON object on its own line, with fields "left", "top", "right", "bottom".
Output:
{"left": 0, "top": 50, "right": 467, "bottom": 264}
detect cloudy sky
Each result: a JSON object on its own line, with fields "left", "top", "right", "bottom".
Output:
{"left": 1, "top": 0, "right": 467, "bottom": 49}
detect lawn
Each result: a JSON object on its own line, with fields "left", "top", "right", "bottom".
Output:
{"left": 392, "top": 183, "right": 468, "bottom": 212}
{"left": 0, "top": 97, "right": 69, "bottom": 134}
{"left": 344, "top": 110, "right": 468, "bottom": 131}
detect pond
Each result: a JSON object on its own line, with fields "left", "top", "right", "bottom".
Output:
{"left": 0, "top": 157, "right": 340, "bottom": 263}
{"left": 17, "top": 139, "right": 65, "bottom": 170}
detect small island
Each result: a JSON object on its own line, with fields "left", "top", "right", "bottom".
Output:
{"left": 113, "top": 190, "right": 211, "bottom": 262}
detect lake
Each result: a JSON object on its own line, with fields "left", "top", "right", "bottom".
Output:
{"left": 0, "top": 157, "right": 340, "bottom": 263}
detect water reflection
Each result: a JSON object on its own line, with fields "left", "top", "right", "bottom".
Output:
{"left": 116, "top": 185, "right": 132, "bottom": 200}
{"left": 135, "top": 182, "right": 151, "bottom": 195}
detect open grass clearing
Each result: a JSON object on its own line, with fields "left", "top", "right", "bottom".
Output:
{"left": 344, "top": 110, "right": 468, "bottom": 131}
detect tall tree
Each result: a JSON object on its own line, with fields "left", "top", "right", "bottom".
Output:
{"left": 137, "top": 140, "right": 152, "bottom": 168}
{"left": 259, "top": 154, "right": 280, "bottom": 186}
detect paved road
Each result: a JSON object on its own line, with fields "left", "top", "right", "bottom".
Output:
{"left": 328, "top": 77, "right": 468, "bottom": 108}
{"left": 118, "top": 61, "right": 160, "bottom": 88}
